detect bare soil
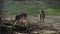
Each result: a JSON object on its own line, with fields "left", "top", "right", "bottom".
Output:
{"left": 2, "top": 15, "right": 60, "bottom": 34}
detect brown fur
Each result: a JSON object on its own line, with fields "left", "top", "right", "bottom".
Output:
{"left": 40, "top": 11, "right": 45, "bottom": 22}
{"left": 15, "top": 13, "right": 27, "bottom": 21}
{"left": 15, "top": 13, "right": 27, "bottom": 24}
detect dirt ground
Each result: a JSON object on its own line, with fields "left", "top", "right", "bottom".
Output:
{"left": 2, "top": 15, "right": 60, "bottom": 34}
{"left": 33, "top": 16, "right": 60, "bottom": 34}
{"left": 16, "top": 15, "right": 60, "bottom": 34}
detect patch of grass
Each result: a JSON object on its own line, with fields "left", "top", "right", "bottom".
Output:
{"left": 4, "top": 2, "right": 60, "bottom": 16}
{"left": 46, "top": 4, "right": 60, "bottom": 15}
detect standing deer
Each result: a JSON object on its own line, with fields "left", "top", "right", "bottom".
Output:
{"left": 40, "top": 10, "right": 45, "bottom": 22}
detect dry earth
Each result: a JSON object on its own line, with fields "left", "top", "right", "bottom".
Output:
{"left": 2, "top": 15, "right": 60, "bottom": 34}
{"left": 32, "top": 16, "right": 60, "bottom": 34}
